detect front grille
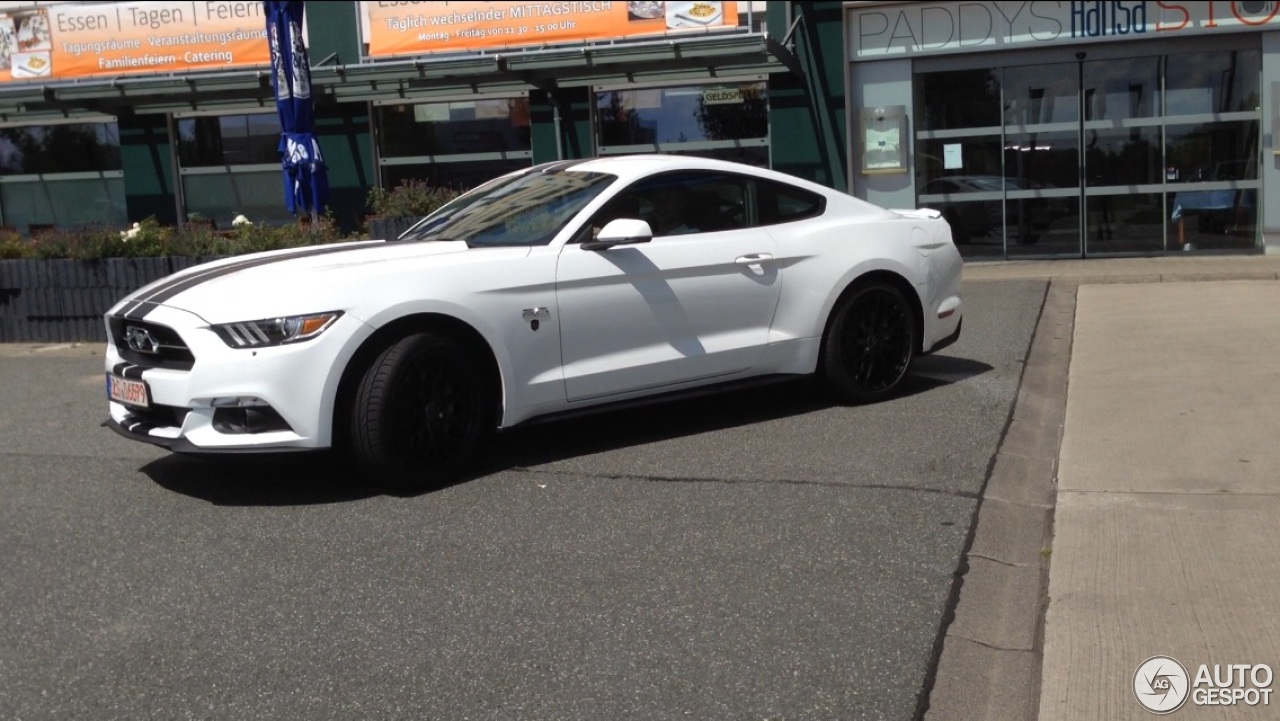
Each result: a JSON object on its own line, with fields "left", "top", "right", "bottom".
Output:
{"left": 108, "top": 317, "right": 196, "bottom": 371}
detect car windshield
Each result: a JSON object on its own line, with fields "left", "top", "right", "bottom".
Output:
{"left": 398, "top": 169, "right": 617, "bottom": 247}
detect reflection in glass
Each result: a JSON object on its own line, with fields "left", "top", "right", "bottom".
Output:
{"left": 1086, "top": 193, "right": 1163, "bottom": 254}
{"left": 375, "top": 98, "right": 532, "bottom": 158}
{"left": 177, "top": 115, "right": 281, "bottom": 167}
{"left": 1165, "top": 121, "right": 1259, "bottom": 183}
{"left": 916, "top": 136, "right": 1002, "bottom": 187}
{"left": 915, "top": 68, "right": 1001, "bottom": 131}
{"left": 181, "top": 170, "right": 291, "bottom": 227}
{"left": 1005, "top": 197, "right": 1081, "bottom": 258}
{"left": 596, "top": 82, "right": 767, "bottom": 147}
{"left": 0, "top": 123, "right": 121, "bottom": 174}
{"left": 0, "top": 176, "right": 126, "bottom": 233}
{"left": 1003, "top": 131, "right": 1079, "bottom": 190}
{"left": 398, "top": 170, "right": 616, "bottom": 247}
{"left": 1003, "top": 64, "right": 1078, "bottom": 126}
{"left": 1164, "top": 51, "right": 1261, "bottom": 115}
{"left": 1084, "top": 126, "right": 1161, "bottom": 186}
{"left": 1083, "top": 57, "right": 1159, "bottom": 121}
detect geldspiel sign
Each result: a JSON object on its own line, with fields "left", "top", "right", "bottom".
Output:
{"left": 362, "top": 1, "right": 740, "bottom": 59}
{"left": 0, "top": 1, "right": 272, "bottom": 84}
{"left": 849, "top": 0, "right": 1280, "bottom": 59}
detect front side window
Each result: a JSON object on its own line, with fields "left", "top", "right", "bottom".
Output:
{"left": 590, "top": 172, "right": 750, "bottom": 239}
{"left": 400, "top": 169, "right": 616, "bottom": 247}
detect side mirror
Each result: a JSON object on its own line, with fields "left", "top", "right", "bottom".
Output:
{"left": 581, "top": 218, "right": 653, "bottom": 251}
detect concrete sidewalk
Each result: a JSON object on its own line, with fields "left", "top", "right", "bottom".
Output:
{"left": 951, "top": 255, "right": 1280, "bottom": 719}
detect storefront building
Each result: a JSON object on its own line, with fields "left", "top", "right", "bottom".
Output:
{"left": 0, "top": 0, "right": 1272, "bottom": 262}
{"left": 846, "top": 0, "right": 1280, "bottom": 258}
{"left": 0, "top": 0, "right": 796, "bottom": 235}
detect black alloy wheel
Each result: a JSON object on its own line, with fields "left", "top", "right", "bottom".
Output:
{"left": 822, "top": 282, "right": 917, "bottom": 403}
{"left": 350, "top": 332, "right": 489, "bottom": 492}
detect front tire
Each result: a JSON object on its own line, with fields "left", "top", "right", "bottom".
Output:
{"left": 822, "top": 282, "right": 917, "bottom": 403}
{"left": 349, "top": 332, "right": 489, "bottom": 493}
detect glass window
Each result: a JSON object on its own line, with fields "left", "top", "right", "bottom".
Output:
{"left": 1003, "top": 64, "right": 1079, "bottom": 126}
{"left": 1084, "top": 57, "right": 1159, "bottom": 121}
{"left": 180, "top": 169, "right": 291, "bottom": 228}
{"left": 916, "top": 136, "right": 1003, "bottom": 187}
{"left": 0, "top": 123, "right": 121, "bottom": 174}
{"left": 400, "top": 169, "right": 616, "bottom": 247}
{"left": 176, "top": 114, "right": 281, "bottom": 167}
{"left": 755, "top": 178, "right": 824, "bottom": 226}
{"left": 1164, "top": 51, "right": 1261, "bottom": 115}
{"left": 1165, "top": 120, "right": 1259, "bottom": 183}
{"left": 376, "top": 98, "right": 531, "bottom": 158}
{"left": 1084, "top": 126, "right": 1162, "bottom": 186}
{"left": 596, "top": 82, "right": 767, "bottom": 147}
{"left": 0, "top": 176, "right": 127, "bottom": 233}
{"left": 915, "top": 68, "right": 1002, "bottom": 131}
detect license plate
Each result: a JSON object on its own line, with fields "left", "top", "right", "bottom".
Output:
{"left": 106, "top": 374, "right": 150, "bottom": 409}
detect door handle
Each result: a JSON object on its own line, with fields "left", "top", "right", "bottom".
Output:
{"left": 735, "top": 253, "right": 774, "bottom": 265}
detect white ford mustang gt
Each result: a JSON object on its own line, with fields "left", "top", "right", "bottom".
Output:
{"left": 105, "top": 155, "right": 962, "bottom": 489}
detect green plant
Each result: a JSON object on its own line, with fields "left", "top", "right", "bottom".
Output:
{"left": 0, "top": 228, "right": 28, "bottom": 259}
{"left": 367, "top": 180, "right": 459, "bottom": 219}
{"left": 0, "top": 215, "right": 357, "bottom": 261}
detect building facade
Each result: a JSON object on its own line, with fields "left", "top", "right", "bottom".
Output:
{"left": 845, "top": 0, "right": 1279, "bottom": 258}
{"left": 0, "top": 0, "right": 1274, "bottom": 261}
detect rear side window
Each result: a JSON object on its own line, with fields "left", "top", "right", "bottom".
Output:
{"left": 756, "top": 178, "right": 825, "bottom": 226}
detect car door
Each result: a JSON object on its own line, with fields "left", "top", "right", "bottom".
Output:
{"left": 555, "top": 171, "right": 782, "bottom": 403}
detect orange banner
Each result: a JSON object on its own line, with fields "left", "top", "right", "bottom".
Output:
{"left": 362, "top": 1, "right": 740, "bottom": 59}
{"left": 0, "top": 1, "right": 274, "bottom": 84}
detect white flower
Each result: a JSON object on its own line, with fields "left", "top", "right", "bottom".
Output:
{"left": 120, "top": 222, "right": 141, "bottom": 241}
{"left": 232, "top": 214, "right": 253, "bottom": 227}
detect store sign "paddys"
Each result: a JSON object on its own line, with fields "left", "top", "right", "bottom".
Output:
{"left": 362, "top": 1, "right": 740, "bottom": 59}
{"left": 850, "top": 0, "right": 1280, "bottom": 59}
{"left": 0, "top": 1, "right": 272, "bottom": 84}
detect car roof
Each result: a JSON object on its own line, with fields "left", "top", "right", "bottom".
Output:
{"left": 525, "top": 154, "right": 848, "bottom": 198}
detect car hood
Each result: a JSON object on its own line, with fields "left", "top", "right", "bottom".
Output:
{"left": 112, "top": 240, "right": 527, "bottom": 324}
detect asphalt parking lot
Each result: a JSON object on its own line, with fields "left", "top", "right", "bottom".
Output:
{"left": 0, "top": 279, "right": 1045, "bottom": 721}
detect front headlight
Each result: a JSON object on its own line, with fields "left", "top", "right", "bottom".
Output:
{"left": 211, "top": 312, "right": 342, "bottom": 348}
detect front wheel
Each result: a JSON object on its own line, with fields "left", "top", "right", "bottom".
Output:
{"left": 349, "top": 332, "right": 490, "bottom": 493}
{"left": 821, "top": 282, "right": 917, "bottom": 404}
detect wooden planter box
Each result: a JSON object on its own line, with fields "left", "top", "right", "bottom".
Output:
{"left": 0, "top": 257, "right": 223, "bottom": 343}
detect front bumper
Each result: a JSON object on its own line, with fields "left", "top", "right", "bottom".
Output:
{"left": 104, "top": 303, "right": 372, "bottom": 453}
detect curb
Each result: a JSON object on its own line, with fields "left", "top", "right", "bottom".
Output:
{"left": 922, "top": 280, "right": 1076, "bottom": 721}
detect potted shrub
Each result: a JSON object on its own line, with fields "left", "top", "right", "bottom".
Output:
{"left": 365, "top": 180, "right": 459, "bottom": 241}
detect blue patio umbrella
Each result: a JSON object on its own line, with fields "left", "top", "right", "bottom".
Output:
{"left": 265, "top": 1, "right": 328, "bottom": 221}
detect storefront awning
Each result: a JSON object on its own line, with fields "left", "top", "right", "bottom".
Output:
{"left": 0, "top": 33, "right": 797, "bottom": 119}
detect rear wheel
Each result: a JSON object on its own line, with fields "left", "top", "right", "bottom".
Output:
{"left": 822, "top": 282, "right": 917, "bottom": 403}
{"left": 349, "top": 332, "right": 489, "bottom": 493}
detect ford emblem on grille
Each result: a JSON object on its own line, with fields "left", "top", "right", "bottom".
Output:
{"left": 125, "top": 326, "right": 159, "bottom": 354}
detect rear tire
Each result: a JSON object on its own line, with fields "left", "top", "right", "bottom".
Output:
{"left": 349, "top": 332, "right": 489, "bottom": 493}
{"left": 821, "top": 282, "right": 917, "bottom": 404}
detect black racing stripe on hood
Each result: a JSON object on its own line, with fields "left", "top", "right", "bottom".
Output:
{"left": 124, "top": 242, "right": 381, "bottom": 318}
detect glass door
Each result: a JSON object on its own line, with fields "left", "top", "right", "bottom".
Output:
{"left": 916, "top": 43, "right": 1263, "bottom": 259}
{"left": 1001, "top": 62, "right": 1083, "bottom": 258}
{"left": 1081, "top": 57, "right": 1165, "bottom": 255}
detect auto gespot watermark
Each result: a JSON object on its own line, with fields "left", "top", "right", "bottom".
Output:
{"left": 1134, "top": 655, "right": 1274, "bottom": 714}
